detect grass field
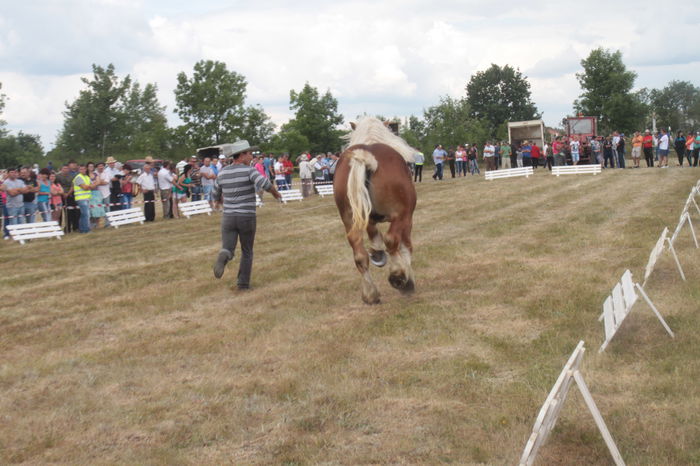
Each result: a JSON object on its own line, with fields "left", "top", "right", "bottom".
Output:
{"left": 2, "top": 166, "right": 700, "bottom": 465}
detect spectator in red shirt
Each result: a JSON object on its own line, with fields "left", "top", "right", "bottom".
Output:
{"left": 282, "top": 154, "right": 294, "bottom": 188}
{"left": 642, "top": 129, "right": 654, "bottom": 167}
{"left": 531, "top": 143, "right": 541, "bottom": 169}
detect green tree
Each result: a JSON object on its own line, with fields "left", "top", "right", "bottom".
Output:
{"left": 0, "top": 131, "right": 44, "bottom": 168}
{"left": 0, "top": 83, "right": 45, "bottom": 167}
{"left": 120, "top": 82, "right": 170, "bottom": 156}
{"left": 267, "top": 126, "right": 310, "bottom": 156}
{"left": 174, "top": 60, "right": 248, "bottom": 147}
{"left": 649, "top": 80, "right": 700, "bottom": 131}
{"left": 574, "top": 48, "right": 647, "bottom": 134}
{"left": 465, "top": 64, "right": 539, "bottom": 136}
{"left": 286, "top": 83, "right": 344, "bottom": 153}
{"left": 399, "top": 115, "right": 426, "bottom": 151}
{"left": 240, "top": 104, "right": 276, "bottom": 146}
{"left": 421, "top": 96, "right": 490, "bottom": 154}
{"left": 52, "top": 64, "right": 169, "bottom": 162}
{"left": 54, "top": 64, "right": 132, "bottom": 160}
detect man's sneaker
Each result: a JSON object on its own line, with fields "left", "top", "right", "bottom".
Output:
{"left": 213, "top": 249, "right": 233, "bottom": 279}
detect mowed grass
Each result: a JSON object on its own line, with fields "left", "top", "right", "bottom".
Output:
{"left": 1, "top": 166, "right": 700, "bottom": 465}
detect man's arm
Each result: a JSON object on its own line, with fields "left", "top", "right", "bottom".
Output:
{"left": 267, "top": 183, "right": 282, "bottom": 201}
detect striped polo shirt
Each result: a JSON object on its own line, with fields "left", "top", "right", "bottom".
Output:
{"left": 214, "top": 163, "right": 271, "bottom": 216}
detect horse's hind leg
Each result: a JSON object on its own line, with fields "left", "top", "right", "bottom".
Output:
{"left": 367, "top": 221, "right": 387, "bottom": 267}
{"left": 347, "top": 228, "right": 381, "bottom": 304}
{"left": 384, "top": 219, "right": 415, "bottom": 294}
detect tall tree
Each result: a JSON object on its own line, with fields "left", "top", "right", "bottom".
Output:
{"left": 400, "top": 115, "right": 426, "bottom": 151}
{"left": 240, "top": 104, "right": 276, "bottom": 146}
{"left": 54, "top": 64, "right": 132, "bottom": 160}
{"left": 285, "top": 83, "right": 344, "bottom": 153}
{"left": 0, "top": 82, "right": 45, "bottom": 167}
{"left": 174, "top": 60, "right": 248, "bottom": 147}
{"left": 53, "top": 65, "right": 169, "bottom": 162}
{"left": 421, "top": 96, "right": 490, "bottom": 154}
{"left": 574, "top": 48, "right": 647, "bottom": 134}
{"left": 465, "top": 64, "right": 539, "bottom": 136}
{"left": 267, "top": 125, "right": 310, "bottom": 156}
{"left": 0, "top": 131, "right": 44, "bottom": 168}
{"left": 649, "top": 80, "right": 700, "bottom": 131}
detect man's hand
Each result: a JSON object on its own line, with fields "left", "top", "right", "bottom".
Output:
{"left": 269, "top": 185, "right": 282, "bottom": 201}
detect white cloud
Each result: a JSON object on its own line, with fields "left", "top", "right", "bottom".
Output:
{"left": 1, "top": 0, "right": 699, "bottom": 150}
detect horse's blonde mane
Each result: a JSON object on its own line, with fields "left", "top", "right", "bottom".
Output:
{"left": 344, "top": 117, "right": 416, "bottom": 163}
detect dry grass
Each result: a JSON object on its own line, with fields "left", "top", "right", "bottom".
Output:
{"left": 1, "top": 166, "right": 700, "bottom": 465}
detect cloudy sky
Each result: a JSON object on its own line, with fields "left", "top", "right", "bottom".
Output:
{"left": 1, "top": 0, "right": 699, "bottom": 150}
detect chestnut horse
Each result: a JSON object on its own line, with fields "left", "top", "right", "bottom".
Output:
{"left": 334, "top": 117, "right": 417, "bottom": 304}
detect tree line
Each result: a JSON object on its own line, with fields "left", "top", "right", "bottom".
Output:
{"left": 1, "top": 49, "right": 699, "bottom": 168}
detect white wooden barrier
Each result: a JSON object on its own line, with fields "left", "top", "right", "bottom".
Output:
{"left": 643, "top": 227, "right": 685, "bottom": 287}
{"left": 551, "top": 164, "right": 602, "bottom": 176}
{"left": 484, "top": 166, "right": 533, "bottom": 180}
{"left": 670, "top": 211, "right": 698, "bottom": 249}
{"left": 599, "top": 270, "right": 674, "bottom": 353}
{"left": 105, "top": 207, "right": 145, "bottom": 228}
{"left": 682, "top": 187, "right": 700, "bottom": 218}
{"left": 7, "top": 221, "right": 64, "bottom": 245}
{"left": 178, "top": 199, "right": 213, "bottom": 218}
{"left": 519, "top": 341, "right": 625, "bottom": 466}
{"left": 315, "top": 184, "right": 334, "bottom": 197}
{"left": 280, "top": 189, "right": 303, "bottom": 204}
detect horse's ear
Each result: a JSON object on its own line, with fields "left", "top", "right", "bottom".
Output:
{"left": 350, "top": 122, "right": 356, "bottom": 130}
{"left": 383, "top": 121, "right": 390, "bottom": 127}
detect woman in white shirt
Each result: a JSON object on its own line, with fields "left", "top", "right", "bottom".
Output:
{"left": 455, "top": 145, "right": 467, "bottom": 177}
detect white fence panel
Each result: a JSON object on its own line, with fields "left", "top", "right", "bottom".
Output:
{"left": 7, "top": 221, "right": 64, "bottom": 245}
{"left": 551, "top": 164, "right": 602, "bottom": 176}
{"left": 105, "top": 207, "right": 145, "bottom": 228}
{"left": 519, "top": 341, "right": 625, "bottom": 466}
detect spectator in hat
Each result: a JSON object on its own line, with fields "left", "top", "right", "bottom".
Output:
{"left": 298, "top": 154, "right": 313, "bottom": 197}
{"left": 135, "top": 163, "right": 157, "bottom": 221}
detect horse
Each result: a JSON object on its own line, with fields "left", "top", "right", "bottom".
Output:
{"left": 333, "top": 117, "right": 417, "bottom": 304}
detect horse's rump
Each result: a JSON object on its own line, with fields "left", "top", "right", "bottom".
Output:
{"left": 335, "top": 143, "right": 414, "bottom": 233}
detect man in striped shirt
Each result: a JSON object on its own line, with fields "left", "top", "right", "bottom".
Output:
{"left": 213, "top": 140, "right": 281, "bottom": 290}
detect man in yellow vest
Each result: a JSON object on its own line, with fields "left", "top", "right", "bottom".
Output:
{"left": 72, "top": 163, "right": 93, "bottom": 233}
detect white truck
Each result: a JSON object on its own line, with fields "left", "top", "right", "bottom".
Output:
{"left": 507, "top": 119, "right": 545, "bottom": 147}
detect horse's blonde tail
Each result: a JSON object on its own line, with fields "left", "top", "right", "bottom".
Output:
{"left": 346, "top": 149, "right": 378, "bottom": 233}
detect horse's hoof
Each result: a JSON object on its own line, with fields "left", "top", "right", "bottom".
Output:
{"left": 401, "top": 278, "right": 415, "bottom": 294}
{"left": 369, "top": 250, "right": 387, "bottom": 267}
{"left": 362, "top": 294, "right": 381, "bottom": 305}
{"left": 388, "top": 273, "right": 407, "bottom": 290}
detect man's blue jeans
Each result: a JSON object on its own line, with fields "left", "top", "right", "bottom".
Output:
{"left": 433, "top": 163, "right": 443, "bottom": 180}
{"left": 191, "top": 186, "right": 202, "bottom": 202}
{"left": 77, "top": 199, "right": 90, "bottom": 233}
{"left": 23, "top": 201, "right": 37, "bottom": 223}
{"left": 6, "top": 206, "right": 23, "bottom": 226}
{"left": 2, "top": 204, "right": 10, "bottom": 237}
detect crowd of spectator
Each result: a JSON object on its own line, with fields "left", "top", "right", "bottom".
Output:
{"left": 3, "top": 131, "right": 699, "bottom": 239}
{"left": 0, "top": 150, "right": 342, "bottom": 239}
{"left": 421, "top": 129, "right": 700, "bottom": 180}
